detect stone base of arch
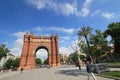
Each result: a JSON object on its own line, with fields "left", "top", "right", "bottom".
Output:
{"left": 18, "top": 63, "right": 61, "bottom": 70}
{"left": 18, "top": 66, "right": 32, "bottom": 70}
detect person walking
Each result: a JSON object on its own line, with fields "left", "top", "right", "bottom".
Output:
{"left": 86, "top": 61, "right": 97, "bottom": 80}
{"left": 78, "top": 63, "right": 81, "bottom": 70}
{"left": 78, "top": 61, "right": 82, "bottom": 70}
{"left": 21, "top": 68, "right": 23, "bottom": 73}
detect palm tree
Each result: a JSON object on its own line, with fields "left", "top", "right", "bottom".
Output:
{"left": 78, "top": 26, "right": 93, "bottom": 63}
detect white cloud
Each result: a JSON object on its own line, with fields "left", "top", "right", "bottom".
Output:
{"left": 80, "top": 7, "right": 89, "bottom": 17}
{"left": 90, "top": 10, "right": 116, "bottom": 20}
{"left": 36, "top": 49, "right": 48, "bottom": 62}
{"left": 12, "top": 32, "right": 25, "bottom": 38}
{"left": 10, "top": 32, "right": 25, "bottom": 56}
{"left": 26, "top": 0, "right": 118, "bottom": 19}
{"left": 27, "top": 0, "right": 92, "bottom": 17}
{"left": 59, "top": 36, "right": 70, "bottom": 40}
{"left": 31, "top": 26, "right": 74, "bottom": 34}
{"left": 84, "top": 0, "right": 92, "bottom": 7}
{"left": 79, "top": 0, "right": 92, "bottom": 17}
{"left": 58, "top": 2, "right": 76, "bottom": 16}
{"left": 102, "top": 12, "right": 115, "bottom": 20}
{"left": 27, "top": 0, "right": 77, "bottom": 16}
{"left": 32, "top": 26, "right": 42, "bottom": 31}
{"left": 90, "top": 10, "right": 100, "bottom": 17}
{"left": 27, "top": 0, "right": 56, "bottom": 10}
{"left": 59, "top": 46, "right": 74, "bottom": 56}
{"left": 59, "top": 40, "right": 65, "bottom": 43}
{"left": 59, "top": 40, "right": 79, "bottom": 56}
{"left": 48, "top": 27, "right": 74, "bottom": 34}
{"left": 59, "top": 36, "right": 70, "bottom": 43}
{"left": 59, "top": 36, "right": 80, "bottom": 56}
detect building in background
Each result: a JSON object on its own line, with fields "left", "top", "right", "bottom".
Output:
{"left": 59, "top": 53, "right": 68, "bottom": 64}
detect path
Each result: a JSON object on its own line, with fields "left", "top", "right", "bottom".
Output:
{"left": 0, "top": 65, "right": 115, "bottom": 80}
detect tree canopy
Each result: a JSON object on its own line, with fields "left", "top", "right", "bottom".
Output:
{"left": 35, "top": 58, "right": 42, "bottom": 65}
{"left": 0, "top": 44, "right": 10, "bottom": 59}
{"left": 89, "top": 30, "right": 108, "bottom": 63}
{"left": 4, "top": 58, "right": 14, "bottom": 69}
{"left": 44, "top": 58, "right": 48, "bottom": 64}
{"left": 13, "top": 58, "right": 20, "bottom": 67}
{"left": 3, "top": 58, "right": 20, "bottom": 69}
{"left": 105, "top": 22, "right": 120, "bottom": 55}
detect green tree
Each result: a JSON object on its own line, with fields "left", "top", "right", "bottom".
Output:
{"left": 90, "top": 30, "right": 107, "bottom": 47}
{"left": 13, "top": 58, "right": 20, "bottom": 67}
{"left": 71, "top": 52, "right": 78, "bottom": 62}
{"left": 44, "top": 58, "right": 48, "bottom": 64}
{"left": 89, "top": 30, "right": 108, "bottom": 63}
{"left": 105, "top": 22, "right": 120, "bottom": 56}
{"left": 35, "top": 58, "right": 42, "bottom": 65}
{"left": 78, "top": 26, "right": 93, "bottom": 62}
{"left": 80, "top": 55, "right": 86, "bottom": 60}
{"left": 60, "top": 58, "right": 64, "bottom": 63}
{"left": 0, "top": 44, "right": 10, "bottom": 59}
{"left": 4, "top": 58, "right": 14, "bottom": 69}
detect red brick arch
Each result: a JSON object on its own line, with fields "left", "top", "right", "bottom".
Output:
{"left": 19, "top": 32, "right": 60, "bottom": 69}
{"left": 33, "top": 45, "right": 51, "bottom": 57}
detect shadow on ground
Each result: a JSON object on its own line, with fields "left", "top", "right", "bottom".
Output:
{"left": 55, "top": 69, "right": 88, "bottom": 76}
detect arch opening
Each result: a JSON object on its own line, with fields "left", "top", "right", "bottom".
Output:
{"left": 35, "top": 47, "right": 48, "bottom": 64}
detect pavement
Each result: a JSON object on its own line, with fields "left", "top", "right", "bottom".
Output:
{"left": 0, "top": 65, "right": 118, "bottom": 80}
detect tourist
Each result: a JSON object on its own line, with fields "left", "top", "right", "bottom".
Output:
{"left": 86, "top": 61, "right": 97, "bottom": 80}
{"left": 21, "top": 68, "right": 23, "bottom": 73}
{"left": 78, "top": 61, "right": 82, "bottom": 70}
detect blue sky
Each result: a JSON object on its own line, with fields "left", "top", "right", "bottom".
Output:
{"left": 0, "top": 0, "right": 120, "bottom": 58}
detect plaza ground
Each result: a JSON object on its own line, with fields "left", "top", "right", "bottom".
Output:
{"left": 0, "top": 65, "right": 116, "bottom": 80}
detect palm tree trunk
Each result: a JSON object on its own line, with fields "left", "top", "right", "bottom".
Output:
{"left": 85, "top": 36, "right": 94, "bottom": 63}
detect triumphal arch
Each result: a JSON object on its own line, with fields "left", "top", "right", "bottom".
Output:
{"left": 19, "top": 32, "right": 60, "bottom": 69}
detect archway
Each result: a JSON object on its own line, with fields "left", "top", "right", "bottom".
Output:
{"left": 35, "top": 46, "right": 49, "bottom": 65}
{"left": 36, "top": 49, "right": 48, "bottom": 63}
{"left": 19, "top": 32, "right": 60, "bottom": 69}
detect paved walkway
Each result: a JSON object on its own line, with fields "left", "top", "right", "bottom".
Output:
{"left": 0, "top": 65, "right": 115, "bottom": 80}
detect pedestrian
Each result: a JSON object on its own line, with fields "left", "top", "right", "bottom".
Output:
{"left": 86, "top": 61, "right": 97, "bottom": 80}
{"left": 21, "top": 68, "right": 23, "bottom": 73}
{"left": 47, "top": 64, "right": 50, "bottom": 69}
{"left": 78, "top": 63, "right": 81, "bottom": 70}
{"left": 78, "top": 61, "right": 82, "bottom": 70}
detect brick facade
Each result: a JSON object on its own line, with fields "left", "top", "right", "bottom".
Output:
{"left": 18, "top": 32, "right": 60, "bottom": 69}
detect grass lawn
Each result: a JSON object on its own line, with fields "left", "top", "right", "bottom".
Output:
{"left": 105, "top": 62, "right": 120, "bottom": 68}
{"left": 99, "top": 71, "right": 120, "bottom": 78}
{"left": 107, "top": 62, "right": 120, "bottom": 65}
